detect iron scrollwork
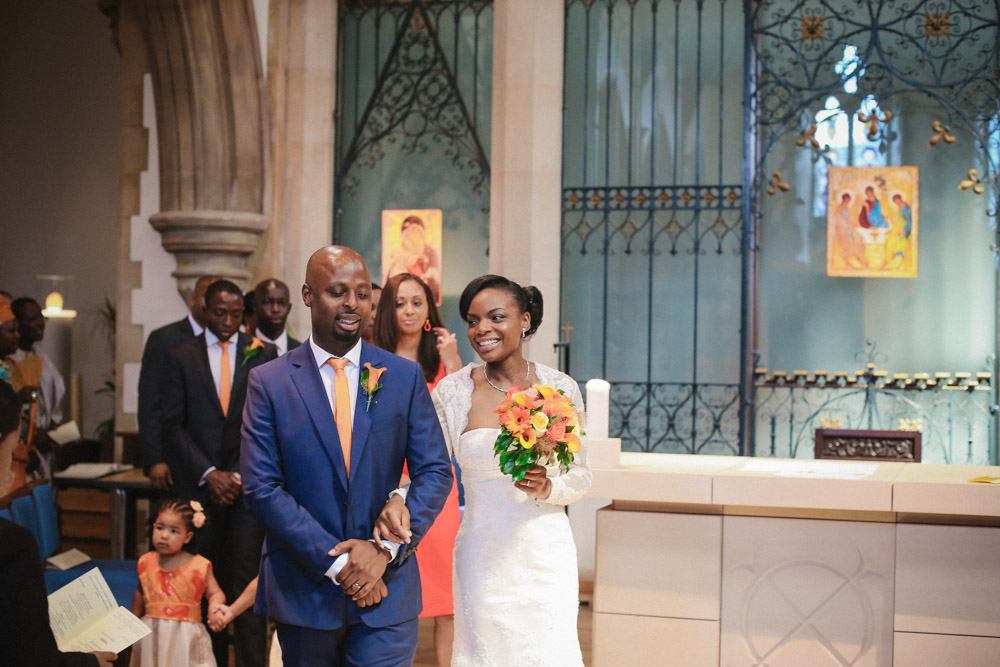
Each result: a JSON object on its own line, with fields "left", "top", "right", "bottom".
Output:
{"left": 336, "top": 1, "right": 492, "bottom": 200}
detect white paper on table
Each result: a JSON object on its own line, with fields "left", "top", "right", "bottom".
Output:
{"left": 55, "top": 463, "right": 134, "bottom": 479}
{"left": 740, "top": 459, "right": 879, "bottom": 479}
{"left": 49, "top": 421, "right": 82, "bottom": 445}
{"left": 48, "top": 568, "right": 150, "bottom": 654}
{"left": 47, "top": 548, "right": 92, "bottom": 571}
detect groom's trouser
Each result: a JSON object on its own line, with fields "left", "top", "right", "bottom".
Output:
{"left": 276, "top": 617, "right": 419, "bottom": 667}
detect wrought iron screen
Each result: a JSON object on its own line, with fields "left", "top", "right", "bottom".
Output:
{"left": 561, "top": 0, "right": 999, "bottom": 460}
{"left": 335, "top": 0, "right": 493, "bottom": 339}
{"left": 747, "top": 1, "right": 1000, "bottom": 463}
{"left": 561, "top": 0, "right": 747, "bottom": 454}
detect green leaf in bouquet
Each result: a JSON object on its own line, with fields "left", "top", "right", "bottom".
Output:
{"left": 501, "top": 458, "right": 517, "bottom": 475}
{"left": 513, "top": 466, "right": 528, "bottom": 482}
{"left": 516, "top": 450, "right": 536, "bottom": 466}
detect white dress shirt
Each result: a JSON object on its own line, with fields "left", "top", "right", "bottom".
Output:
{"left": 204, "top": 329, "right": 238, "bottom": 397}
{"left": 187, "top": 313, "right": 204, "bottom": 336}
{"left": 309, "top": 336, "right": 401, "bottom": 580}
{"left": 309, "top": 335, "right": 361, "bottom": 425}
{"left": 256, "top": 328, "right": 290, "bottom": 356}
{"left": 199, "top": 329, "right": 238, "bottom": 485}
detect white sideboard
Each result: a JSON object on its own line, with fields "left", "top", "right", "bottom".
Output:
{"left": 589, "top": 454, "right": 1000, "bottom": 667}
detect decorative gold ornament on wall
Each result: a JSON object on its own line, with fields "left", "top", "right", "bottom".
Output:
{"left": 800, "top": 15, "right": 825, "bottom": 40}
{"left": 857, "top": 109, "right": 893, "bottom": 141}
{"left": 766, "top": 171, "right": 791, "bottom": 196}
{"left": 796, "top": 123, "right": 821, "bottom": 149}
{"left": 958, "top": 169, "right": 985, "bottom": 195}
{"left": 925, "top": 13, "right": 950, "bottom": 36}
{"left": 928, "top": 120, "right": 956, "bottom": 147}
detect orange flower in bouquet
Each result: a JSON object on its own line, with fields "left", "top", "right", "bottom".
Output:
{"left": 493, "top": 384, "right": 583, "bottom": 481}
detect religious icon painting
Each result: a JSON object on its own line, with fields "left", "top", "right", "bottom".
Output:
{"left": 827, "top": 166, "right": 918, "bottom": 278}
{"left": 382, "top": 209, "right": 444, "bottom": 305}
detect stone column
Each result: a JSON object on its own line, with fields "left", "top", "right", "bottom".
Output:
{"left": 138, "top": 0, "right": 269, "bottom": 298}
{"left": 114, "top": 0, "right": 151, "bottom": 452}
{"left": 258, "top": 0, "right": 337, "bottom": 340}
{"left": 489, "top": 0, "right": 565, "bottom": 368}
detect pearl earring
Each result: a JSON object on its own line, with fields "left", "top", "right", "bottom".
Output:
{"left": 521, "top": 328, "right": 526, "bottom": 339}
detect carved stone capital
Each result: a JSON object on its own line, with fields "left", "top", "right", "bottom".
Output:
{"left": 150, "top": 210, "right": 268, "bottom": 298}
{"left": 139, "top": 0, "right": 269, "bottom": 297}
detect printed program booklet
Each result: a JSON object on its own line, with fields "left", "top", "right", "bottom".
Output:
{"left": 48, "top": 568, "right": 150, "bottom": 654}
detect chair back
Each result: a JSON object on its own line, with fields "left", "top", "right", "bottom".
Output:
{"left": 29, "top": 479, "right": 60, "bottom": 559}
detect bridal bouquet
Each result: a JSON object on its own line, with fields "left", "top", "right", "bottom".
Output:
{"left": 493, "top": 384, "right": 583, "bottom": 481}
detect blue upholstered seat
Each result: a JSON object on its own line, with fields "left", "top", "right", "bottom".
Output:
{"left": 11, "top": 480, "right": 139, "bottom": 608}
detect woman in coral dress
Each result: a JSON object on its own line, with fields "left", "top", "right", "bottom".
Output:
{"left": 373, "top": 273, "right": 462, "bottom": 667}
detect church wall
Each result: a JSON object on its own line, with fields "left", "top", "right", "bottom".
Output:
{"left": 0, "top": 1, "right": 122, "bottom": 439}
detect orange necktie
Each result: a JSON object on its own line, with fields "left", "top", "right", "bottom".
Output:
{"left": 327, "top": 357, "right": 353, "bottom": 476}
{"left": 218, "top": 340, "right": 231, "bottom": 416}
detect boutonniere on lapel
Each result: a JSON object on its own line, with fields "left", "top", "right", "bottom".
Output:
{"left": 241, "top": 337, "right": 265, "bottom": 366}
{"left": 360, "top": 362, "right": 386, "bottom": 412}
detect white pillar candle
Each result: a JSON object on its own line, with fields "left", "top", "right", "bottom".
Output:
{"left": 585, "top": 378, "right": 611, "bottom": 440}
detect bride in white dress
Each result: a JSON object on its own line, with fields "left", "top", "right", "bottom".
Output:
{"left": 377, "top": 275, "right": 591, "bottom": 666}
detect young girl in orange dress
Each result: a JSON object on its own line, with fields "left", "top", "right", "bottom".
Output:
{"left": 373, "top": 273, "right": 462, "bottom": 667}
{"left": 130, "top": 499, "right": 225, "bottom": 667}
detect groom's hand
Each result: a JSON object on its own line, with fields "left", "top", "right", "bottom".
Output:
{"left": 373, "top": 494, "right": 411, "bottom": 547}
{"left": 354, "top": 578, "right": 388, "bottom": 608}
{"left": 329, "top": 540, "right": 392, "bottom": 601}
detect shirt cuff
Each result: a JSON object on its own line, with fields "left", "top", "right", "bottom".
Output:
{"left": 324, "top": 539, "right": 401, "bottom": 583}
{"left": 388, "top": 485, "right": 409, "bottom": 503}
{"left": 199, "top": 466, "right": 217, "bottom": 486}
{"left": 324, "top": 553, "right": 350, "bottom": 582}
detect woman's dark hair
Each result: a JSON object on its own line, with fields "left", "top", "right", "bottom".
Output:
{"left": 373, "top": 273, "right": 444, "bottom": 383}
{"left": 149, "top": 498, "right": 203, "bottom": 537}
{"left": 458, "top": 275, "right": 543, "bottom": 338}
{"left": 0, "top": 381, "right": 20, "bottom": 440}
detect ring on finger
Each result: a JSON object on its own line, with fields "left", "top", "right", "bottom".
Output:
{"left": 352, "top": 582, "right": 361, "bottom": 590}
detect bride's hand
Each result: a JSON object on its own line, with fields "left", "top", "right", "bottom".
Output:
{"left": 373, "top": 494, "right": 411, "bottom": 547}
{"left": 515, "top": 464, "right": 551, "bottom": 500}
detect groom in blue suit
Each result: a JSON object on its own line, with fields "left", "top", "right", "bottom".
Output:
{"left": 241, "top": 246, "right": 453, "bottom": 665}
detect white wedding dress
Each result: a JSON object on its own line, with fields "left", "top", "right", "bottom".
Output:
{"left": 432, "top": 363, "right": 592, "bottom": 667}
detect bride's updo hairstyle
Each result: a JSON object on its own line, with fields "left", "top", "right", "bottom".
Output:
{"left": 459, "top": 275, "right": 544, "bottom": 338}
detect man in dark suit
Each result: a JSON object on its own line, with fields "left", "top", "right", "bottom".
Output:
{"left": 162, "top": 279, "right": 278, "bottom": 667}
{"left": 252, "top": 278, "right": 302, "bottom": 355}
{"left": 241, "top": 246, "right": 453, "bottom": 666}
{"left": 137, "top": 273, "right": 220, "bottom": 490}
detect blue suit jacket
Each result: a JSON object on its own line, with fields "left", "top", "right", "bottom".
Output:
{"left": 241, "top": 340, "right": 453, "bottom": 630}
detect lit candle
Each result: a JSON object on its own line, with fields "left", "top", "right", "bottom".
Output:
{"left": 585, "top": 379, "right": 611, "bottom": 440}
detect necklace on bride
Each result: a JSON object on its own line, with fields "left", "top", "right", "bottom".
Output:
{"left": 484, "top": 359, "right": 530, "bottom": 394}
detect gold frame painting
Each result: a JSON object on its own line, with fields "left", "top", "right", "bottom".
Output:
{"left": 827, "top": 166, "right": 918, "bottom": 278}
{"left": 381, "top": 209, "right": 444, "bottom": 305}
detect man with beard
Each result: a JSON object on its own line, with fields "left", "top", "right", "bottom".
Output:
{"left": 241, "top": 246, "right": 452, "bottom": 666}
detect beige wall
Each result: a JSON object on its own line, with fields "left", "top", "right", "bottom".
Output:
{"left": 0, "top": 2, "right": 122, "bottom": 439}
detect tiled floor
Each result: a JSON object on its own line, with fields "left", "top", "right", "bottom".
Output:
{"left": 413, "top": 594, "right": 594, "bottom": 666}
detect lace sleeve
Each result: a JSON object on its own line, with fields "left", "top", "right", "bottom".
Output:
{"left": 431, "top": 385, "right": 456, "bottom": 457}
{"left": 541, "top": 368, "right": 593, "bottom": 506}
{"left": 430, "top": 364, "right": 474, "bottom": 458}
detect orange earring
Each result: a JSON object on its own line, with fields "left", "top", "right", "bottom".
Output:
{"left": 424, "top": 320, "right": 432, "bottom": 332}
